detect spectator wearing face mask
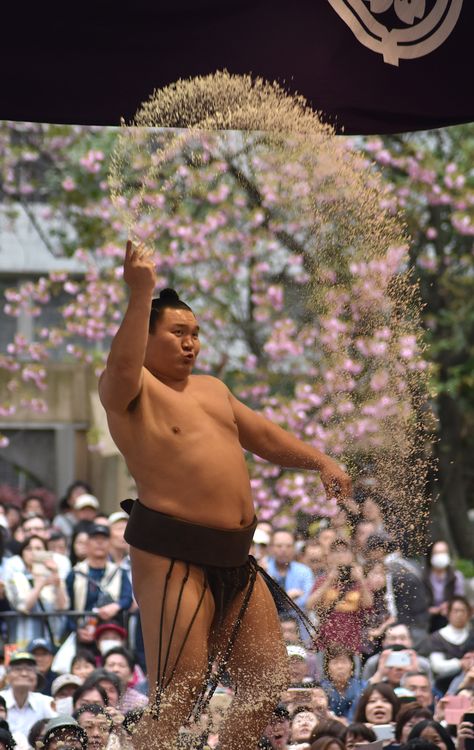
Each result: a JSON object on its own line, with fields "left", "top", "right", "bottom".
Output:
{"left": 95, "top": 625, "right": 145, "bottom": 688}
{"left": 422, "top": 541, "right": 465, "bottom": 633}
{"left": 95, "top": 623, "right": 127, "bottom": 659}
{"left": 50, "top": 673, "right": 82, "bottom": 715}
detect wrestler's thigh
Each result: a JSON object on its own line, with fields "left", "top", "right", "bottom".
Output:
{"left": 130, "top": 546, "right": 215, "bottom": 686}
{"left": 213, "top": 572, "right": 288, "bottom": 689}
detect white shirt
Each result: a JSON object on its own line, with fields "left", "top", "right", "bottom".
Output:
{"left": 0, "top": 688, "right": 56, "bottom": 736}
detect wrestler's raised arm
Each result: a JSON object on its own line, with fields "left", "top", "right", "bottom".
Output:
{"left": 99, "top": 240, "right": 156, "bottom": 413}
{"left": 228, "top": 391, "right": 352, "bottom": 503}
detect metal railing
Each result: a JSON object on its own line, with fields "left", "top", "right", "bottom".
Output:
{"left": 0, "top": 609, "right": 136, "bottom": 646}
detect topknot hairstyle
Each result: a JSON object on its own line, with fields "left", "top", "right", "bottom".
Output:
{"left": 149, "top": 288, "right": 193, "bottom": 333}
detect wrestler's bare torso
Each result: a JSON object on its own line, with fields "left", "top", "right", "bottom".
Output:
{"left": 105, "top": 369, "right": 255, "bottom": 529}
{"left": 100, "top": 243, "right": 350, "bottom": 538}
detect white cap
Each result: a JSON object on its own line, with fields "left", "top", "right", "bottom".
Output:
{"left": 253, "top": 527, "right": 271, "bottom": 545}
{"left": 108, "top": 511, "right": 129, "bottom": 526}
{"left": 74, "top": 493, "right": 99, "bottom": 510}
{"left": 287, "top": 645, "right": 307, "bottom": 660}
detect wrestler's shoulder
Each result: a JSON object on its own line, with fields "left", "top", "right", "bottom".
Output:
{"left": 189, "top": 374, "right": 230, "bottom": 394}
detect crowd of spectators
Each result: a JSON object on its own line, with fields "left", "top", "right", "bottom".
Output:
{"left": 0, "top": 483, "right": 471, "bottom": 750}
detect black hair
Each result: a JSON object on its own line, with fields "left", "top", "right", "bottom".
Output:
{"left": 0, "top": 698, "right": 6, "bottom": 710}
{"left": 19, "top": 535, "right": 47, "bottom": 557}
{"left": 49, "top": 530, "right": 67, "bottom": 543}
{"left": 149, "top": 288, "right": 193, "bottom": 333}
{"left": 354, "top": 682, "right": 401, "bottom": 723}
{"left": 60, "top": 481, "right": 93, "bottom": 512}
{"left": 74, "top": 703, "right": 113, "bottom": 729}
{"left": 344, "top": 723, "right": 377, "bottom": 743}
{"left": 323, "top": 646, "right": 354, "bottom": 678}
{"left": 22, "top": 495, "right": 45, "bottom": 511}
{"left": 103, "top": 645, "right": 135, "bottom": 673}
{"left": 72, "top": 682, "right": 109, "bottom": 708}
{"left": 309, "top": 719, "right": 347, "bottom": 743}
{"left": 279, "top": 613, "right": 299, "bottom": 625}
{"left": 404, "top": 740, "right": 440, "bottom": 750}
{"left": 71, "top": 648, "right": 96, "bottom": 672}
{"left": 27, "top": 718, "right": 49, "bottom": 748}
{"left": 70, "top": 521, "right": 94, "bottom": 566}
{"left": 407, "top": 720, "right": 456, "bottom": 750}
{"left": 83, "top": 668, "right": 123, "bottom": 696}
{"left": 395, "top": 703, "right": 433, "bottom": 742}
{"left": 0, "top": 720, "right": 15, "bottom": 750}
{"left": 447, "top": 595, "right": 471, "bottom": 614}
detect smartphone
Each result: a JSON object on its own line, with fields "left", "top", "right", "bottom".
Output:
{"left": 462, "top": 713, "right": 474, "bottom": 750}
{"left": 31, "top": 550, "right": 55, "bottom": 577}
{"left": 444, "top": 695, "right": 472, "bottom": 725}
{"left": 287, "top": 688, "right": 313, "bottom": 703}
{"left": 356, "top": 742, "right": 384, "bottom": 750}
{"left": 385, "top": 651, "right": 411, "bottom": 668}
{"left": 372, "top": 725, "right": 395, "bottom": 742}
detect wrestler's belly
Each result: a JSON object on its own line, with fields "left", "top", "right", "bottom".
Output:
{"left": 127, "top": 443, "right": 255, "bottom": 529}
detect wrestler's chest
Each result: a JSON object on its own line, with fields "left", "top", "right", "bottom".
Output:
{"left": 144, "top": 388, "right": 237, "bottom": 435}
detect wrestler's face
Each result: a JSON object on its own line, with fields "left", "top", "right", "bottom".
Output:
{"left": 146, "top": 308, "right": 200, "bottom": 380}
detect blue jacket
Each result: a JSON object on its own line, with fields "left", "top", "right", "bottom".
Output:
{"left": 319, "top": 677, "right": 367, "bottom": 720}
{"left": 266, "top": 558, "right": 314, "bottom": 610}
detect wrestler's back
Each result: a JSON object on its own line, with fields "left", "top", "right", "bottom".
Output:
{"left": 105, "top": 370, "right": 255, "bottom": 529}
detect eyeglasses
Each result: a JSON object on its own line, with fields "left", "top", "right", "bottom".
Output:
{"left": 10, "top": 664, "right": 36, "bottom": 672}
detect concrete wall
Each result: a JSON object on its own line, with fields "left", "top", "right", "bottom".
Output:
{"left": 0, "top": 364, "right": 134, "bottom": 514}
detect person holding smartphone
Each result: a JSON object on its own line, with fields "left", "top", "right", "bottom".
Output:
{"left": 458, "top": 713, "right": 474, "bottom": 750}
{"left": 5, "top": 535, "right": 69, "bottom": 644}
{"left": 353, "top": 682, "right": 401, "bottom": 742}
{"left": 308, "top": 540, "right": 373, "bottom": 654}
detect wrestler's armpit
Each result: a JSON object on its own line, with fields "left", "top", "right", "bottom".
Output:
{"left": 98, "top": 365, "right": 145, "bottom": 413}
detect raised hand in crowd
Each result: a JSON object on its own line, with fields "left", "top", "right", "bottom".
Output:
{"left": 458, "top": 719, "right": 474, "bottom": 750}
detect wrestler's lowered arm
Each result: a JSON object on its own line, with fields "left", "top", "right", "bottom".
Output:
{"left": 228, "top": 391, "right": 352, "bottom": 502}
{"left": 99, "top": 241, "right": 156, "bottom": 413}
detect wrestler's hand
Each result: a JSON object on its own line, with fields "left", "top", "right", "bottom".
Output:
{"left": 319, "top": 458, "right": 352, "bottom": 504}
{"left": 123, "top": 239, "right": 156, "bottom": 293}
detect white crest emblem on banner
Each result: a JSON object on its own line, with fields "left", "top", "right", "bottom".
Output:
{"left": 327, "top": 0, "right": 463, "bottom": 66}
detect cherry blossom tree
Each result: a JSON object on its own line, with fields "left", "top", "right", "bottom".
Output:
{"left": 0, "top": 121, "right": 434, "bottom": 536}
{"left": 359, "top": 126, "right": 474, "bottom": 556}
